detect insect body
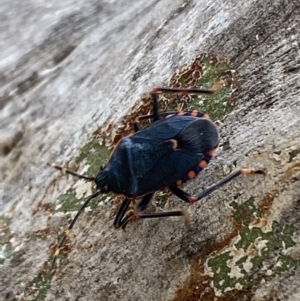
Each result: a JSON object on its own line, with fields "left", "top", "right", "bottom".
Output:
{"left": 50, "top": 86, "right": 264, "bottom": 268}
{"left": 97, "top": 113, "right": 218, "bottom": 197}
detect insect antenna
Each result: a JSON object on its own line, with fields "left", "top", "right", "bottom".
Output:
{"left": 50, "top": 190, "right": 102, "bottom": 272}
{"left": 48, "top": 163, "right": 95, "bottom": 181}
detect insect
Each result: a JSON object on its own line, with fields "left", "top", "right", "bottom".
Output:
{"left": 49, "top": 86, "right": 264, "bottom": 268}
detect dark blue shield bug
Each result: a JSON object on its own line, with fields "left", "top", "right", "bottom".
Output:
{"left": 50, "top": 86, "right": 264, "bottom": 268}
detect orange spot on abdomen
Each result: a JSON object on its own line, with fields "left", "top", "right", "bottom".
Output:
{"left": 176, "top": 179, "right": 183, "bottom": 186}
{"left": 208, "top": 148, "right": 216, "bottom": 157}
{"left": 188, "top": 170, "right": 196, "bottom": 179}
{"left": 199, "top": 160, "right": 208, "bottom": 169}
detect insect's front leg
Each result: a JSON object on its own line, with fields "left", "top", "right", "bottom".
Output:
{"left": 51, "top": 190, "right": 102, "bottom": 270}
{"left": 113, "top": 198, "right": 132, "bottom": 229}
{"left": 114, "top": 192, "right": 186, "bottom": 228}
{"left": 113, "top": 194, "right": 155, "bottom": 229}
{"left": 135, "top": 193, "right": 185, "bottom": 220}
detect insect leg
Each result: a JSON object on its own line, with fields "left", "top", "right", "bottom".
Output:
{"left": 114, "top": 193, "right": 186, "bottom": 228}
{"left": 133, "top": 119, "right": 142, "bottom": 132}
{"left": 136, "top": 85, "right": 215, "bottom": 130}
{"left": 170, "top": 186, "right": 193, "bottom": 203}
{"left": 136, "top": 210, "right": 185, "bottom": 219}
{"left": 193, "top": 169, "right": 264, "bottom": 202}
{"left": 51, "top": 190, "right": 102, "bottom": 271}
{"left": 113, "top": 198, "right": 132, "bottom": 229}
{"left": 135, "top": 193, "right": 185, "bottom": 219}
{"left": 116, "top": 193, "right": 154, "bottom": 229}
{"left": 113, "top": 194, "right": 155, "bottom": 229}
{"left": 151, "top": 93, "right": 160, "bottom": 122}
{"left": 48, "top": 163, "right": 95, "bottom": 181}
{"left": 172, "top": 169, "right": 264, "bottom": 204}
{"left": 148, "top": 86, "right": 216, "bottom": 123}
{"left": 133, "top": 91, "right": 161, "bottom": 130}
{"left": 133, "top": 111, "right": 174, "bottom": 131}
{"left": 134, "top": 85, "right": 166, "bottom": 129}
{"left": 150, "top": 86, "right": 216, "bottom": 96}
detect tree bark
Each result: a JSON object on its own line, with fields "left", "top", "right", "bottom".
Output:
{"left": 0, "top": 0, "right": 300, "bottom": 300}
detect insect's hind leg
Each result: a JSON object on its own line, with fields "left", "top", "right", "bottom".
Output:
{"left": 133, "top": 92, "right": 160, "bottom": 132}
{"left": 149, "top": 86, "right": 216, "bottom": 122}
{"left": 134, "top": 86, "right": 216, "bottom": 131}
{"left": 149, "top": 86, "right": 214, "bottom": 124}
{"left": 134, "top": 111, "right": 175, "bottom": 132}
{"left": 171, "top": 169, "right": 265, "bottom": 204}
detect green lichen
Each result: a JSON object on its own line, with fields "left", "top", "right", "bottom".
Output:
{"left": 273, "top": 254, "right": 300, "bottom": 274}
{"left": 207, "top": 197, "right": 300, "bottom": 293}
{"left": 186, "top": 61, "right": 235, "bottom": 120}
{"left": 75, "top": 140, "right": 111, "bottom": 176}
{"left": 165, "top": 55, "right": 238, "bottom": 121}
{"left": 55, "top": 186, "right": 114, "bottom": 213}
{"left": 288, "top": 148, "right": 300, "bottom": 163}
{"left": 55, "top": 188, "right": 78, "bottom": 212}
{"left": 54, "top": 140, "right": 113, "bottom": 213}
{"left": 281, "top": 224, "right": 296, "bottom": 248}
{"left": 231, "top": 197, "right": 261, "bottom": 226}
{"left": 208, "top": 252, "right": 235, "bottom": 289}
{"left": 26, "top": 270, "right": 52, "bottom": 301}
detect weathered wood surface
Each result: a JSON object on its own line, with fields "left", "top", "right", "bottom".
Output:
{"left": 0, "top": 0, "right": 300, "bottom": 300}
